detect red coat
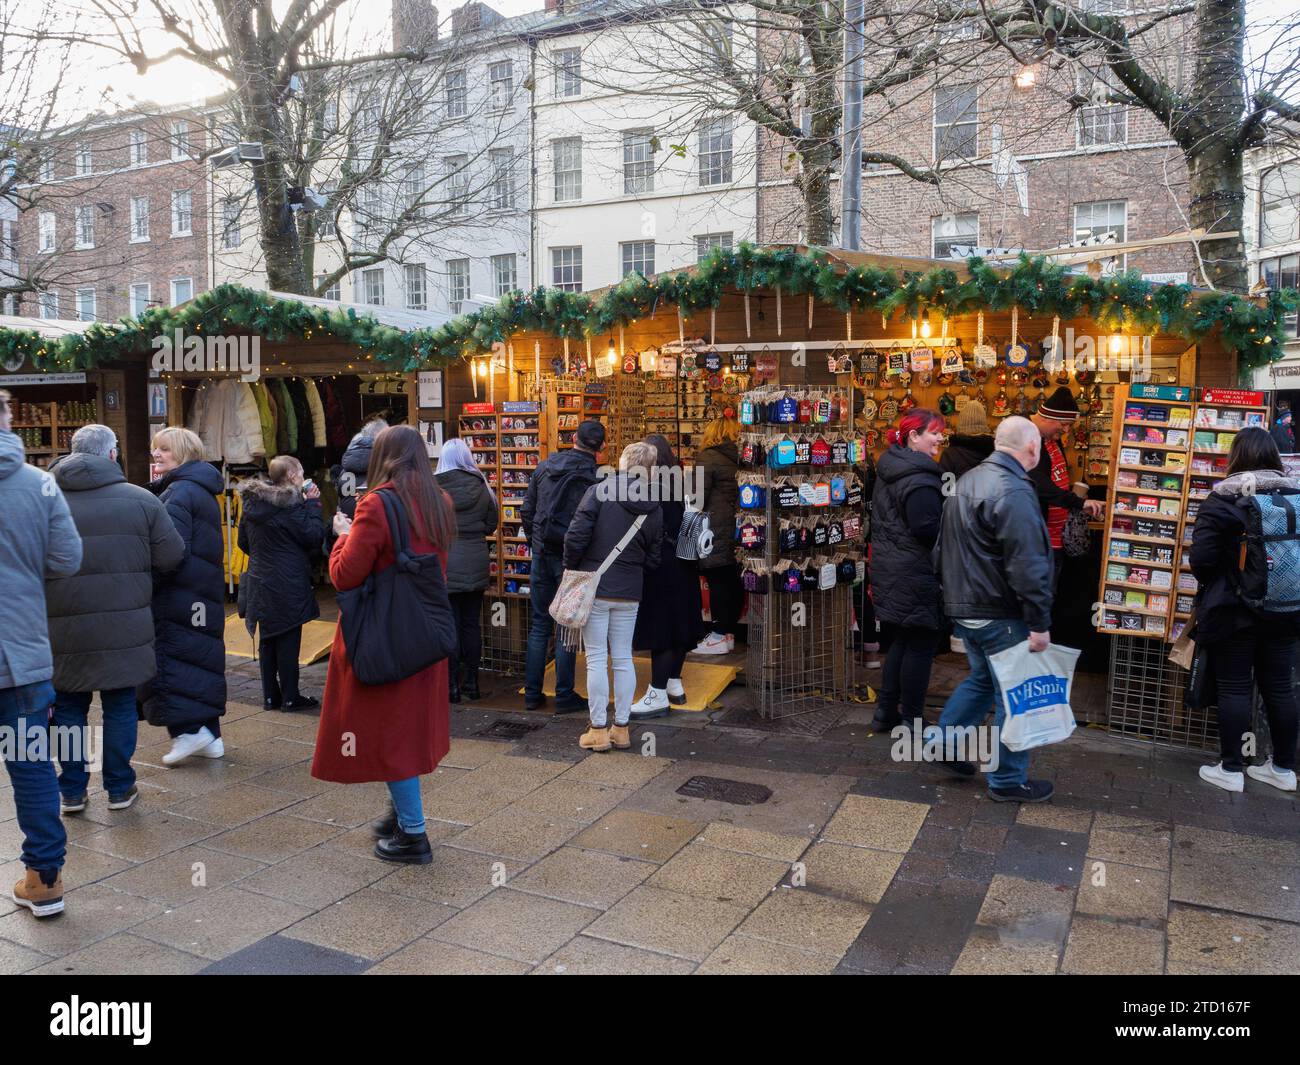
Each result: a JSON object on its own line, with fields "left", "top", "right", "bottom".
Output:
{"left": 311, "top": 484, "right": 450, "bottom": 784}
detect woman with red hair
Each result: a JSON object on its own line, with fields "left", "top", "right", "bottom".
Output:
{"left": 869, "top": 408, "right": 947, "bottom": 733}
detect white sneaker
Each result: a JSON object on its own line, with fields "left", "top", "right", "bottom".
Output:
{"left": 198, "top": 738, "right": 225, "bottom": 759}
{"left": 629, "top": 687, "right": 670, "bottom": 718}
{"left": 666, "top": 678, "right": 686, "bottom": 705}
{"left": 692, "top": 633, "right": 730, "bottom": 655}
{"left": 1198, "top": 762, "right": 1244, "bottom": 793}
{"left": 162, "top": 727, "right": 218, "bottom": 766}
{"left": 1246, "top": 759, "right": 1298, "bottom": 792}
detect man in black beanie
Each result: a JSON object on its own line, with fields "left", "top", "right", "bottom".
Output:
{"left": 520, "top": 419, "right": 606, "bottom": 712}
{"left": 1031, "top": 387, "right": 1104, "bottom": 590}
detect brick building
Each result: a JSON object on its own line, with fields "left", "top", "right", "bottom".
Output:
{"left": 758, "top": 11, "right": 1199, "bottom": 282}
{"left": 16, "top": 105, "right": 212, "bottom": 322}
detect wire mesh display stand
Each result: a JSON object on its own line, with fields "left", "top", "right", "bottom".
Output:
{"left": 480, "top": 593, "right": 531, "bottom": 677}
{"left": 1106, "top": 634, "right": 1219, "bottom": 750}
{"left": 739, "top": 383, "right": 860, "bottom": 719}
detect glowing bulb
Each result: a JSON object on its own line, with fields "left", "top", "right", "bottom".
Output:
{"left": 1109, "top": 335, "right": 1123, "bottom": 356}
{"left": 1015, "top": 65, "right": 1037, "bottom": 89}
{"left": 920, "top": 310, "right": 932, "bottom": 339}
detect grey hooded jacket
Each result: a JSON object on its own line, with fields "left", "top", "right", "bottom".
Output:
{"left": 46, "top": 452, "right": 185, "bottom": 692}
{"left": 0, "top": 431, "right": 83, "bottom": 689}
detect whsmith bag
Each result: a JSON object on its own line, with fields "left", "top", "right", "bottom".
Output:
{"left": 1232, "top": 489, "right": 1300, "bottom": 613}
{"left": 988, "top": 641, "right": 1082, "bottom": 752}
{"left": 337, "top": 489, "right": 456, "bottom": 686}
{"left": 549, "top": 513, "right": 647, "bottom": 648}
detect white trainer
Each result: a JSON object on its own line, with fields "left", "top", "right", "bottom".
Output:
{"left": 198, "top": 738, "right": 225, "bottom": 759}
{"left": 666, "top": 678, "right": 686, "bottom": 705}
{"left": 162, "top": 727, "right": 218, "bottom": 766}
{"left": 629, "top": 687, "right": 670, "bottom": 718}
{"left": 692, "top": 633, "right": 730, "bottom": 655}
{"left": 1198, "top": 762, "right": 1244, "bottom": 793}
{"left": 1246, "top": 760, "right": 1297, "bottom": 792}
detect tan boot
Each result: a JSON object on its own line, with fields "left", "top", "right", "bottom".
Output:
{"left": 579, "top": 726, "right": 612, "bottom": 752}
{"left": 609, "top": 724, "right": 631, "bottom": 750}
{"left": 12, "top": 868, "right": 64, "bottom": 918}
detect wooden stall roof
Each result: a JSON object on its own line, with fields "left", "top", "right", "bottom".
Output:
{"left": 0, "top": 314, "right": 102, "bottom": 340}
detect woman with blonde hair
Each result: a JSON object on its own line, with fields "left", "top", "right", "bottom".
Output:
{"left": 237, "top": 455, "right": 325, "bottom": 711}
{"left": 562, "top": 440, "right": 663, "bottom": 751}
{"left": 693, "top": 415, "right": 742, "bottom": 655}
{"left": 143, "top": 426, "right": 228, "bottom": 765}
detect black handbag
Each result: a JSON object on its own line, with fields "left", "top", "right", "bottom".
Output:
{"left": 1185, "top": 644, "right": 1217, "bottom": 710}
{"left": 337, "top": 489, "right": 456, "bottom": 686}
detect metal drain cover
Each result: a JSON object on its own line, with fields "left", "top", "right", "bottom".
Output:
{"left": 477, "top": 719, "right": 544, "bottom": 739}
{"left": 675, "top": 776, "right": 772, "bottom": 805}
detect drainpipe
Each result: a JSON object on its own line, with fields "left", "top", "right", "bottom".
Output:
{"left": 529, "top": 37, "right": 538, "bottom": 290}
{"left": 839, "top": 0, "right": 864, "bottom": 251}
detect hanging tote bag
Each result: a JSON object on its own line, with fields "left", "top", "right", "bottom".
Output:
{"left": 988, "top": 641, "right": 1082, "bottom": 752}
{"left": 549, "top": 513, "right": 647, "bottom": 649}
{"left": 337, "top": 489, "right": 457, "bottom": 686}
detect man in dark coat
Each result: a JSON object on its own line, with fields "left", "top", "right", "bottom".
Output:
{"left": 47, "top": 426, "right": 185, "bottom": 814}
{"left": 237, "top": 461, "right": 325, "bottom": 710}
{"left": 931, "top": 416, "right": 1056, "bottom": 803}
{"left": 143, "top": 441, "right": 228, "bottom": 763}
{"left": 520, "top": 420, "right": 605, "bottom": 712}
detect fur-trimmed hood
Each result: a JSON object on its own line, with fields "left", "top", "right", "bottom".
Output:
{"left": 238, "top": 477, "right": 304, "bottom": 510}
{"left": 1214, "top": 469, "right": 1300, "bottom": 498}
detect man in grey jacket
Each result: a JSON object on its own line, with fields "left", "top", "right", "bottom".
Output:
{"left": 48, "top": 424, "right": 185, "bottom": 815}
{"left": 930, "top": 416, "right": 1057, "bottom": 803}
{"left": 0, "top": 390, "right": 83, "bottom": 917}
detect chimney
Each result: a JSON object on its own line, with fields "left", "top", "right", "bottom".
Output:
{"left": 393, "top": 0, "right": 439, "bottom": 52}
{"left": 451, "top": 2, "right": 503, "bottom": 35}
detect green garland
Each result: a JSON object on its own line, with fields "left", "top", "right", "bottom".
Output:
{"left": 4, "top": 244, "right": 1296, "bottom": 374}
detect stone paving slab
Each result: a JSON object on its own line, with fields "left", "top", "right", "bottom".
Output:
{"left": 533, "top": 935, "right": 695, "bottom": 975}
{"left": 199, "top": 933, "right": 370, "bottom": 975}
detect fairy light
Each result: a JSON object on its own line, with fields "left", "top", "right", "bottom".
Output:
{"left": 920, "top": 309, "right": 932, "bottom": 338}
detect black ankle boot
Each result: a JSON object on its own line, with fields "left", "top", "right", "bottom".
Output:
{"left": 372, "top": 806, "right": 398, "bottom": 839}
{"left": 449, "top": 678, "right": 461, "bottom": 704}
{"left": 374, "top": 828, "right": 433, "bottom": 864}
{"left": 462, "top": 668, "right": 481, "bottom": 701}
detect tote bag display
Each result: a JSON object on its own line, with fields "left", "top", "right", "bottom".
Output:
{"left": 988, "top": 641, "right": 1082, "bottom": 752}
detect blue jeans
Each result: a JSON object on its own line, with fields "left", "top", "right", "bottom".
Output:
{"left": 938, "top": 620, "right": 1032, "bottom": 789}
{"left": 387, "top": 776, "right": 426, "bottom": 834}
{"left": 0, "top": 681, "right": 66, "bottom": 872}
{"left": 524, "top": 550, "right": 576, "bottom": 702}
{"left": 583, "top": 599, "right": 639, "bottom": 727}
{"left": 53, "top": 687, "right": 138, "bottom": 800}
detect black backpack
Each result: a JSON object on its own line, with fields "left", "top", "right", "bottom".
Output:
{"left": 537, "top": 463, "right": 599, "bottom": 553}
{"left": 337, "top": 489, "right": 456, "bottom": 685}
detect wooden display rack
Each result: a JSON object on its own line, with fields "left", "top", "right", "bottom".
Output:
{"left": 8, "top": 400, "right": 99, "bottom": 470}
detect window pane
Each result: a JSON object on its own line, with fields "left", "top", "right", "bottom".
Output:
{"left": 1077, "top": 105, "right": 1127, "bottom": 147}
{"left": 934, "top": 85, "right": 978, "bottom": 160}
{"left": 620, "top": 240, "right": 654, "bottom": 278}
{"left": 551, "top": 247, "right": 582, "bottom": 291}
{"left": 446, "top": 71, "right": 467, "bottom": 117}
{"left": 404, "top": 264, "right": 427, "bottom": 310}
{"left": 444, "top": 155, "right": 468, "bottom": 216}
{"left": 489, "top": 149, "right": 515, "bottom": 210}
{"left": 491, "top": 253, "right": 517, "bottom": 296}
{"left": 76, "top": 288, "right": 95, "bottom": 322}
{"left": 695, "top": 232, "right": 733, "bottom": 261}
{"left": 554, "top": 48, "right": 581, "bottom": 97}
{"left": 447, "top": 259, "right": 470, "bottom": 312}
{"left": 1261, "top": 164, "right": 1300, "bottom": 247}
{"left": 553, "top": 139, "right": 582, "bottom": 202}
{"left": 932, "top": 213, "right": 979, "bottom": 258}
{"left": 623, "top": 132, "right": 654, "bottom": 195}
{"left": 130, "top": 283, "right": 151, "bottom": 315}
{"left": 699, "top": 118, "right": 733, "bottom": 186}
{"left": 489, "top": 61, "right": 513, "bottom": 111}
{"left": 362, "top": 267, "right": 385, "bottom": 305}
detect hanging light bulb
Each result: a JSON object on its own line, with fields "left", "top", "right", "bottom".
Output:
{"left": 1015, "top": 65, "right": 1038, "bottom": 89}
{"left": 920, "top": 309, "right": 932, "bottom": 339}
{"left": 607, "top": 336, "right": 617, "bottom": 368}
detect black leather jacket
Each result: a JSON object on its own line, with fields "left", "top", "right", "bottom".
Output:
{"left": 934, "top": 449, "right": 1054, "bottom": 631}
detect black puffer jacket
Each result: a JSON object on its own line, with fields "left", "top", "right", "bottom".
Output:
{"left": 437, "top": 468, "right": 498, "bottom": 594}
{"left": 935, "top": 450, "right": 1053, "bottom": 631}
{"left": 1190, "top": 469, "right": 1300, "bottom": 644}
{"left": 142, "top": 460, "right": 227, "bottom": 729}
{"left": 939, "top": 433, "right": 994, "bottom": 480}
{"left": 237, "top": 477, "right": 324, "bottom": 639}
{"left": 522, "top": 446, "right": 601, "bottom": 556}
{"left": 696, "top": 440, "right": 738, "bottom": 569}
{"left": 563, "top": 475, "right": 662, "bottom": 600}
{"left": 46, "top": 453, "right": 185, "bottom": 692}
{"left": 870, "top": 445, "right": 945, "bottom": 629}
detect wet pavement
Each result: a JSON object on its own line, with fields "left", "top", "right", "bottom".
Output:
{"left": 1, "top": 652, "right": 1297, "bottom": 975}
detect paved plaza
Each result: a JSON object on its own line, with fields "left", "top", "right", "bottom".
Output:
{"left": 1, "top": 652, "right": 1297, "bottom": 976}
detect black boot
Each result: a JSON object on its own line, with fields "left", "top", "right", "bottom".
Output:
{"left": 462, "top": 667, "right": 481, "bottom": 701}
{"left": 375, "top": 829, "right": 433, "bottom": 864}
{"left": 871, "top": 705, "right": 903, "bottom": 732}
{"left": 449, "top": 665, "right": 462, "bottom": 705}
{"left": 371, "top": 805, "right": 398, "bottom": 839}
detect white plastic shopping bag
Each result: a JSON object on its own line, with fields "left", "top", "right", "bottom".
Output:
{"left": 987, "top": 642, "right": 1082, "bottom": 752}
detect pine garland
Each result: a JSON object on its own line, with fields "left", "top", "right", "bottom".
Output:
{"left": 3, "top": 244, "right": 1295, "bottom": 374}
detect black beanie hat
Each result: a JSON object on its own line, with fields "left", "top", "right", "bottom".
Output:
{"left": 1039, "top": 387, "right": 1080, "bottom": 422}
{"left": 576, "top": 420, "right": 607, "bottom": 450}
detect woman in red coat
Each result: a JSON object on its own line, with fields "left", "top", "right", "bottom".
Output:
{"left": 312, "top": 425, "right": 455, "bottom": 865}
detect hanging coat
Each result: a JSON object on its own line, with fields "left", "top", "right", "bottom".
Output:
{"left": 303, "top": 378, "right": 328, "bottom": 448}
{"left": 311, "top": 483, "right": 450, "bottom": 784}
{"left": 250, "top": 381, "right": 277, "bottom": 460}
{"left": 187, "top": 379, "right": 265, "bottom": 465}
{"left": 322, "top": 379, "right": 349, "bottom": 451}
{"left": 142, "top": 460, "right": 227, "bottom": 729}
{"left": 273, "top": 378, "right": 297, "bottom": 455}
{"left": 286, "top": 378, "right": 313, "bottom": 460}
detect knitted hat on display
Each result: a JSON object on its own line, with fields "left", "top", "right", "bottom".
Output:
{"left": 956, "top": 401, "right": 989, "bottom": 435}
{"left": 1039, "top": 387, "right": 1080, "bottom": 422}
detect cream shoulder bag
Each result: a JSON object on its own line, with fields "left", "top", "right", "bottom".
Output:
{"left": 549, "top": 513, "right": 647, "bottom": 649}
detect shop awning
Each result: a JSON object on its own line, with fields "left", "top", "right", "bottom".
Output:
{"left": 0, "top": 315, "right": 101, "bottom": 339}
{"left": 261, "top": 291, "right": 457, "bottom": 331}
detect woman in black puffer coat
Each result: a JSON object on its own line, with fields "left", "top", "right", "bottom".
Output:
{"left": 238, "top": 455, "right": 325, "bottom": 711}
{"left": 436, "top": 438, "right": 499, "bottom": 702}
{"left": 1189, "top": 427, "right": 1300, "bottom": 794}
{"left": 869, "top": 409, "right": 947, "bottom": 732}
{"left": 143, "top": 428, "right": 228, "bottom": 766}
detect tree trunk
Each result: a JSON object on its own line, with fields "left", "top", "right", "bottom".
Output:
{"left": 800, "top": 145, "right": 836, "bottom": 245}
{"left": 1186, "top": 142, "right": 1247, "bottom": 292}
